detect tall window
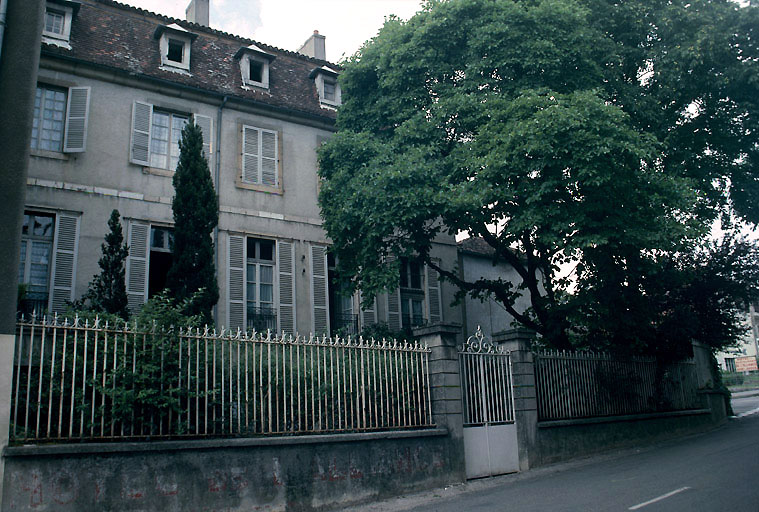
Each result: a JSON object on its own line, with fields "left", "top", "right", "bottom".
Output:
{"left": 18, "top": 213, "right": 55, "bottom": 314}
{"left": 246, "top": 238, "right": 276, "bottom": 331}
{"left": 31, "top": 85, "right": 67, "bottom": 152}
{"left": 150, "top": 110, "right": 188, "bottom": 170}
{"left": 242, "top": 125, "right": 278, "bottom": 187}
{"left": 400, "top": 258, "right": 425, "bottom": 329}
{"left": 148, "top": 226, "right": 173, "bottom": 297}
{"left": 327, "top": 254, "right": 357, "bottom": 336}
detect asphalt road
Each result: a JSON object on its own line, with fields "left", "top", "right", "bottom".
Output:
{"left": 382, "top": 395, "right": 759, "bottom": 512}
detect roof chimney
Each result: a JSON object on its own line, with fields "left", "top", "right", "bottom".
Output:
{"left": 186, "top": 0, "right": 209, "bottom": 26}
{"left": 297, "top": 30, "right": 326, "bottom": 61}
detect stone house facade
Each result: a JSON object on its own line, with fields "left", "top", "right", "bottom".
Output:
{"left": 21, "top": 0, "right": 462, "bottom": 336}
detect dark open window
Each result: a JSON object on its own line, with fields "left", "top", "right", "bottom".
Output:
{"left": 148, "top": 226, "right": 173, "bottom": 298}
{"left": 249, "top": 59, "right": 264, "bottom": 83}
{"left": 167, "top": 39, "right": 184, "bottom": 63}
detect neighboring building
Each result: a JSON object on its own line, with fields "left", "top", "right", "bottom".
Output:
{"left": 716, "top": 305, "right": 759, "bottom": 373}
{"left": 19, "top": 0, "right": 462, "bottom": 336}
{"left": 457, "top": 237, "right": 531, "bottom": 340}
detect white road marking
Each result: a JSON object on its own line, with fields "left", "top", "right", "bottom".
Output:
{"left": 737, "top": 406, "right": 759, "bottom": 418}
{"left": 628, "top": 487, "right": 691, "bottom": 510}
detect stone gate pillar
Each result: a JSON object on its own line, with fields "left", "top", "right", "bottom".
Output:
{"left": 413, "top": 323, "right": 465, "bottom": 480}
{"left": 493, "top": 328, "right": 539, "bottom": 470}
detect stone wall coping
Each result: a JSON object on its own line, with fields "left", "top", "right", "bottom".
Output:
{"left": 413, "top": 323, "right": 462, "bottom": 337}
{"left": 538, "top": 409, "right": 711, "bottom": 429}
{"left": 3, "top": 428, "right": 448, "bottom": 458}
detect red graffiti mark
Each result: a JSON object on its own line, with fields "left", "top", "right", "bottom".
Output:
{"left": 327, "top": 458, "right": 345, "bottom": 481}
{"left": 350, "top": 465, "right": 363, "bottom": 480}
{"left": 207, "top": 471, "right": 227, "bottom": 493}
{"left": 231, "top": 473, "right": 248, "bottom": 491}
{"left": 20, "top": 472, "right": 43, "bottom": 508}
{"left": 122, "top": 489, "right": 144, "bottom": 500}
{"left": 272, "top": 472, "right": 284, "bottom": 487}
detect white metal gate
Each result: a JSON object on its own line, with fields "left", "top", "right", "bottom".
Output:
{"left": 460, "top": 328, "right": 519, "bottom": 478}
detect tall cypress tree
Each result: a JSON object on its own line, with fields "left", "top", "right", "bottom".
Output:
{"left": 166, "top": 121, "right": 219, "bottom": 323}
{"left": 83, "top": 209, "right": 129, "bottom": 319}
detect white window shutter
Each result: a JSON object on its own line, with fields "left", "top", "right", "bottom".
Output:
{"left": 386, "top": 288, "right": 401, "bottom": 332}
{"left": 63, "top": 87, "right": 90, "bottom": 153}
{"left": 49, "top": 214, "right": 80, "bottom": 313}
{"left": 194, "top": 114, "right": 213, "bottom": 172}
{"left": 277, "top": 241, "right": 296, "bottom": 335}
{"left": 130, "top": 101, "right": 153, "bottom": 165}
{"left": 360, "top": 291, "right": 377, "bottom": 327}
{"left": 426, "top": 263, "right": 442, "bottom": 324}
{"left": 126, "top": 221, "right": 149, "bottom": 314}
{"left": 261, "top": 129, "right": 277, "bottom": 187}
{"left": 242, "top": 125, "right": 259, "bottom": 183}
{"left": 227, "top": 235, "right": 246, "bottom": 331}
{"left": 310, "top": 245, "right": 329, "bottom": 336}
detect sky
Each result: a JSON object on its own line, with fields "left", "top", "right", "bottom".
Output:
{"left": 120, "top": 0, "right": 425, "bottom": 63}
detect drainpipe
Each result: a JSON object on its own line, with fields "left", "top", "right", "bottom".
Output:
{"left": 213, "top": 95, "right": 228, "bottom": 326}
{"left": 0, "top": 0, "right": 9, "bottom": 65}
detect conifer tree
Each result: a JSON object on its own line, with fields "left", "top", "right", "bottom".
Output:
{"left": 83, "top": 209, "right": 129, "bottom": 319}
{"left": 166, "top": 121, "right": 219, "bottom": 323}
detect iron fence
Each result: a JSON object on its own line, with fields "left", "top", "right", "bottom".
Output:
{"left": 11, "top": 314, "right": 433, "bottom": 443}
{"left": 534, "top": 350, "right": 701, "bottom": 421}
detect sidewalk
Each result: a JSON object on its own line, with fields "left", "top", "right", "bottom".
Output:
{"left": 731, "top": 388, "right": 759, "bottom": 398}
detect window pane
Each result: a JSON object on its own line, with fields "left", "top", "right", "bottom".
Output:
{"left": 410, "top": 261, "right": 422, "bottom": 289}
{"left": 18, "top": 240, "right": 27, "bottom": 285}
{"left": 32, "top": 214, "right": 54, "bottom": 238}
{"left": 151, "top": 227, "right": 165, "bottom": 249}
{"left": 260, "top": 284, "right": 273, "bottom": 304}
{"left": 259, "top": 239, "right": 274, "bottom": 261}
{"left": 260, "top": 265, "right": 273, "bottom": 285}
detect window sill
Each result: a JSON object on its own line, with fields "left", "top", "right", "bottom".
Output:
{"left": 242, "top": 82, "right": 270, "bottom": 92}
{"left": 235, "top": 179, "right": 283, "bottom": 195}
{"left": 158, "top": 64, "right": 191, "bottom": 75}
{"left": 30, "top": 149, "right": 69, "bottom": 161}
{"left": 41, "top": 35, "right": 71, "bottom": 50}
{"left": 142, "top": 166, "right": 175, "bottom": 177}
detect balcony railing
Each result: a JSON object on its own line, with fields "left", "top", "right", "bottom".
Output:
{"left": 247, "top": 306, "right": 277, "bottom": 332}
{"left": 402, "top": 314, "right": 425, "bottom": 330}
{"left": 17, "top": 292, "right": 48, "bottom": 318}
{"left": 332, "top": 313, "right": 359, "bottom": 337}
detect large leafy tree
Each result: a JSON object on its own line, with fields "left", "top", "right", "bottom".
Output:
{"left": 318, "top": 0, "right": 759, "bottom": 353}
{"left": 166, "top": 121, "right": 219, "bottom": 323}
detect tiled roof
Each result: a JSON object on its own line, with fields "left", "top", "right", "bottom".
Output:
{"left": 42, "top": 0, "right": 338, "bottom": 121}
{"left": 458, "top": 237, "right": 496, "bottom": 256}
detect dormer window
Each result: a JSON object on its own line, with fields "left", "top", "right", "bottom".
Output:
{"left": 154, "top": 23, "right": 196, "bottom": 73}
{"left": 235, "top": 44, "right": 275, "bottom": 89}
{"left": 309, "top": 66, "right": 341, "bottom": 108}
{"left": 42, "top": 0, "right": 79, "bottom": 48}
